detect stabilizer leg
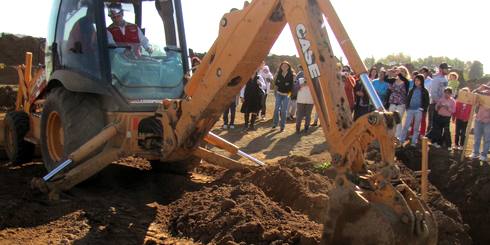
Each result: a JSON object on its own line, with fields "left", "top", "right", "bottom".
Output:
{"left": 32, "top": 123, "right": 123, "bottom": 200}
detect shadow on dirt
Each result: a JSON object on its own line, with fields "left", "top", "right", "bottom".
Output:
{"left": 0, "top": 161, "right": 201, "bottom": 244}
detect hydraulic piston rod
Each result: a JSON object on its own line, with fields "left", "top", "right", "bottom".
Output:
{"left": 204, "top": 132, "right": 265, "bottom": 166}
{"left": 359, "top": 73, "right": 386, "bottom": 111}
{"left": 42, "top": 123, "right": 120, "bottom": 182}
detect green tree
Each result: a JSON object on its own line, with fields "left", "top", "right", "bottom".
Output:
{"left": 368, "top": 54, "right": 480, "bottom": 82}
{"left": 378, "top": 53, "right": 412, "bottom": 66}
{"left": 364, "top": 56, "right": 375, "bottom": 69}
{"left": 468, "top": 61, "right": 484, "bottom": 80}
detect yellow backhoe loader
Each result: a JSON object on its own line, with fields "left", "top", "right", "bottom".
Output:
{"left": 3, "top": 0, "right": 437, "bottom": 243}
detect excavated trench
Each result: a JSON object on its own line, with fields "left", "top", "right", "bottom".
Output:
{"left": 397, "top": 146, "right": 490, "bottom": 244}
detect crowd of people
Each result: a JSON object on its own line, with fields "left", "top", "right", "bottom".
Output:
{"left": 218, "top": 60, "right": 490, "bottom": 161}
{"left": 93, "top": 2, "right": 488, "bottom": 161}
{"left": 352, "top": 62, "right": 490, "bottom": 161}
{"left": 220, "top": 60, "right": 317, "bottom": 134}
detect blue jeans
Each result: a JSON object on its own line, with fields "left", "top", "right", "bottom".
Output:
{"left": 273, "top": 93, "right": 289, "bottom": 129}
{"left": 472, "top": 120, "right": 490, "bottom": 157}
{"left": 400, "top": 109, "right": 423, "bottom": 144}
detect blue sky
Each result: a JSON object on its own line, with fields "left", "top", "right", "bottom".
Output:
{"left": 1, "top": 0, "right": 489, "bottom": 73}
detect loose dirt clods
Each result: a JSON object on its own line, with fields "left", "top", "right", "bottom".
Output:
{"left": 169, "top": 158, "right": 332, "bottom": 244}
{"left": 0, "top": 152, "right": 475, "bottom": 244}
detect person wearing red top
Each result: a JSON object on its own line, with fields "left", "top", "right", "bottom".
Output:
{"left": 341, "top": 66, "right": 356, "bottom": 110}
{"left": 106, "top": 3, "right": 152, "bottom": 55}
{"left": 452, "top": 88, "right": 472, "bottom": 150}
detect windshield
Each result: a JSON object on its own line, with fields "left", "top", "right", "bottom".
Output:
{"left": 104, "top": 1, "right": 183, "bottom": 101}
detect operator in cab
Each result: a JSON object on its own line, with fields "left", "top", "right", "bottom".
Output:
{"left": 106, "top": 3, "right": 153, "bottom": 56}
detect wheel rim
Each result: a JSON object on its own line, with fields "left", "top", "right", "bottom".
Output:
{"left": 5, "top": 123, "right": 15, "bottom": 158}
{"left": 46, "top": 111, "right": 64, "bottom": 162}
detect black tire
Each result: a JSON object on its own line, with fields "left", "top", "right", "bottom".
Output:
{"left": 40, "top": 87, "right": 105, "bottom": 171}
{"left": 4, "top": 111, "right": 35, "bottom": 164}
{"left": 150, "top": 157, "right": 201, "bottom": 175}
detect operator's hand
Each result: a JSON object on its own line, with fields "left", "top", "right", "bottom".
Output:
{"left": 240, "top": 97, "right": 244, "bottom": 103}
{"left": 146, "top": 46, "right": 153, "bottom": 55}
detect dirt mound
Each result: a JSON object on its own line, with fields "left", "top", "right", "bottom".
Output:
{"left": 170, "top": 154, "right": 470, "bottom": 244}
{"left": 397, "top": 146, "right": 487, "bottom": 244}
{"left": 170, "top": 183, "right": 322, "bottom": 245}
{"left": 0, "top": 33, "right": 45, "bottom": 84}
{"left": 169, "top": 159, "right": 331, "bottom": 244}
{"left": 0, "top": 86, "right": 17, "bottom": 111}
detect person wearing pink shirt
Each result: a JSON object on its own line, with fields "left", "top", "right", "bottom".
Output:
{"left": 431, "top": 87, "right": 456, "bottom": 149}
{"left": 469, "top": 84, "right": 490, "bottom": 161}
{"left": 452, "top": 87, "right": 472, "bottom": 150}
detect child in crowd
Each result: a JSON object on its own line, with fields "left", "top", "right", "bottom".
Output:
{"left": 469, "top": 84, "right": 490, "bottom": 161}
{"left": 431, "top": 87, "right": 456, "bottom": 149}
{"left": 399, "top": 74, "right": 430, "bottom": 146}
{"left": 447, "top": 72, "right": 460, "bottom": 97}
{"left": 452, "top": 87, "right": 472, "bottom": 150}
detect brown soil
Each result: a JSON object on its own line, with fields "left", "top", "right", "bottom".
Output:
{"left": 0, "top": 94, "right": 474, "bottom": 244}
{"left": 0, "top": 158, "right": 330, "bottom": 244}
{"left": 397, "top": 146, "right": 489, "bottom": 244}
{"left": 0, "top": 33, "right": 45, "bottom": 84}
{"left": 0, "top": 86, "right": 17, "bottom": 112}
{"left": 168, "top": 160, "right": 330, "bottom": 244}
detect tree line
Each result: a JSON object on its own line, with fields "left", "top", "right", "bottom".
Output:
{"left": 363, "top": 53, "right": 486, "bottom": 81}
{"left": 265, "top": 53, "right": 489, "bottom": 89}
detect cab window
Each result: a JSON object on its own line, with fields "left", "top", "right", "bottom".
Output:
{"left": 56, "top": 0, "right": 101, "bottom": 79}
{"left": 104, "top": 1, "right": 184, "bottom": 100}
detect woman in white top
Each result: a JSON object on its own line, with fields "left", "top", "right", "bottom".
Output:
{"left": 295, "top": 77, "right": 314, "bottom": 133}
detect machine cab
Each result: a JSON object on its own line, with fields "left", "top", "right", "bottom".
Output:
{"left": 46, "top": 0, "right": 188, "bottom": 105}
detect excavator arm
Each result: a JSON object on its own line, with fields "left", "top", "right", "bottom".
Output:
{"left": 158, "top": 0, "right": 437, "bottom": 244}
